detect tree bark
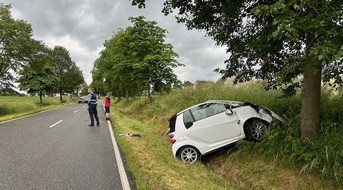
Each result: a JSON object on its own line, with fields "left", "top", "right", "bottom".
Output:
{"left": 39, "top": 91, "right": 43, "bottom": 103}
{"left": 59, "top": 89, "right": 63, "bottom": 102}
{"left": 300, "top": 36, "right": 321, "bottom": 141}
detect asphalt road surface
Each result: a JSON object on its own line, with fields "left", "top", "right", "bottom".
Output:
{"left": 0, "top": 103, "right": 133, "bottom": 190}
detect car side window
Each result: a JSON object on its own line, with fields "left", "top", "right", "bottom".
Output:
{"left": 189, "top": 103, "right": 226, "bottom": 121}
{"left": 183, "top": 110, "right": 194, "bottom": 125}
{"left": 213, "top": 103, "right": 226, "bottom": 114}
{"left": 190, "top": 105, "right": 206, "bottom": 121}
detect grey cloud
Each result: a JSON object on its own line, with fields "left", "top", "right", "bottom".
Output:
{"left": 3, "top": 0, "right": 228, "bottom": 84}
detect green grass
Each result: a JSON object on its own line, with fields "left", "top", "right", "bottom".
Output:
{"left": 0, "top": 96, "right": 66, "bottom": 122}
{"left": 112, "top": 82, "right": 342, "bottom": 190}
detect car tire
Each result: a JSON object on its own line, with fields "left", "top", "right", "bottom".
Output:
{"left": 178, "top": 146, "right": 201, "bottom": 163}
{"left": 244, "top": 119, "right": 268, "bottom": 141}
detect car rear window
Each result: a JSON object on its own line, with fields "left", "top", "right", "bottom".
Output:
{"left": 168, "top": 114, "right": 177, "bottom": 133}
{"left": 183, "top": 110, "right": 194, "bottom": 129}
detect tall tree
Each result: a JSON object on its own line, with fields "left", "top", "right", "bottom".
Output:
{"left": 0, "top": 3, "right": 35, "bottom": 89}
{"left": 17, "top": 41, "right": 59, "bottom": 103}
{"left": 93, "top": 17, "right": 182, "bottom": 103}
{"left": 51, "top": 46, "right": 84, "bottom": 101}
{"left": 92, "top": 29, "right": 141, "bottom": 103}
{"left": 62, "top": 64, "right": 85, "bottom": 99}
{"left": 128, "top": 16, "right": 182, "bottom": 100}
{"left": 131, "top": 0, "right": 343, "bottom": 141}
{"left": 18, "top": 66, "right": 59, "bottom": 103}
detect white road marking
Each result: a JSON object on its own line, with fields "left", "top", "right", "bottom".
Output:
{"left": 49, "top": 120, "right": 63, "bottom": 128}
{"left": 108, "top": 121, "right": 131, "bottom": 190}
{"left": 74, "top": 110, "right": 79, "bottom": 113}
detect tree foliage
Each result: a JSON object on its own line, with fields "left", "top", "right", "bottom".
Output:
{"left": 18, "top": 65, "right": 59, "bottom": 103}
{"left": 160, "top": 0, "right": 343, "bottom": 91}
{"left": 92, "top": 16, "right": 182, "bottom": 102}
{"left": 17, "top": 41, "right": 59, "bottom": 103}
{"left": 1, "top": 4, "right": 84, "bottom": 101}
{"left": 131, "top": 0, "right": 343, "bottom": 140}
{"left": 51, "top": 46, "right": 84, "bottom": 101}
{"left": 0, "top": 3, "right": 35, "bottom": 89}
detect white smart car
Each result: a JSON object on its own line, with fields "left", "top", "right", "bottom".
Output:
{"left": 166, "top": 100, "right": 284, "bottom": 163}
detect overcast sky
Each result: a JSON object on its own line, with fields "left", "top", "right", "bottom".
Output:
{"left": 3, "top": 0, "right": 229, "bottom": 84}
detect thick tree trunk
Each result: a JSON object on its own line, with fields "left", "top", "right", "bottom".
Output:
{"left": 300, "top": 59, "right": 322, "bottom": 141}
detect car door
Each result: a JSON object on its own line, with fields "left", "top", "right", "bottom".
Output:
{"left": 187, "top": 103, "right": 241, "bottom": 144}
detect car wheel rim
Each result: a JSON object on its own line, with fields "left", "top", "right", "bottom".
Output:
{"left": 180, "top": 147, "right": 198, "bottom": 163}
{"left": 251, "top": 121, "right": 266, "bottom": 140}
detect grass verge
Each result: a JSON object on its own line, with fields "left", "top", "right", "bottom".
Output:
{"left": 0, "top": 96, "right": 66, "bottom": 122}
{"left": 111, "top": 82, "right": 341, "bottom": 189}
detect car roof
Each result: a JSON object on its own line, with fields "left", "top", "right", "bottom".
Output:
{"left": 177, "top": 100, "right": 245, "bottom": 115}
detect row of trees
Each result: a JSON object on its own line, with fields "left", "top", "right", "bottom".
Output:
{"left": 129, "top": 0, "right": 343, "bottom": 141}
{"left": 91, "top": 16, "right": 183, "bottom": 102}
{"left": 0, "top": 4, "right": 85, "bottom": 103}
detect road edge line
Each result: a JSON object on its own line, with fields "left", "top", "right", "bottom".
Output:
{"left": 108, "top": 120, "right": 131, "bottom": 190}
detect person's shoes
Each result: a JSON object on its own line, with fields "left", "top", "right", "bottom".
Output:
{"left": 96, "top": 122, "right": 100, "bottom": 126}
{"left": 88, "top": 124, "right": 94, "bottom": 127}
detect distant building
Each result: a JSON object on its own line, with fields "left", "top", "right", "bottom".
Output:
{"left": 182, "top": 81, "right": 194, "bottom": 89}
{"left": 0, "top": 87, "right": 23, "bottom": 96}
{"left": 193, "top": 80, "right": 215, "bottom": 89}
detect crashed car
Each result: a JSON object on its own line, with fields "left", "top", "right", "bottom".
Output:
{"left": 166, "top": 100, "right": 284, "bottom": 163}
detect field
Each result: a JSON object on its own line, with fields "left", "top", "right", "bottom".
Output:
{"left": 1, "top": 83, "right": 342, "bottom": 189}
{"left": 112, "top": 82, "right": 343, "bottom": 190}
{"left": 0, "top": 96, "right": 65, "bottom": 122}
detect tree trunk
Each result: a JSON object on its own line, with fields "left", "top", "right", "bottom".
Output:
{"left": 39, "top": 91, "right": 43, "bottom": 103}
{"left": 300, "top": 36, "right": 321, "bottom": 141}
{"left": 125, "top": 86, "right": 129, "bottom": 104}
{"left": 59, "top": 89, "right": 63, "bottom": 102}
{"left": 147, "top": 83, "right": 152, "bottom": 102}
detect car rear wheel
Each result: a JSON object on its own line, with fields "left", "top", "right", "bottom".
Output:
{"left": 245, "top": 119, "right": 268, "bottom": 141}
{"left": 178, "top": 146, "right": 201, "bottom": 163}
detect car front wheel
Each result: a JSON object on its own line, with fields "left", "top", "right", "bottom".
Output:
{"left": 245, "top": 119, "right": 268, "bottom": 141}
{"left": 178, "top": 146, "right": 201, "bottom": 163}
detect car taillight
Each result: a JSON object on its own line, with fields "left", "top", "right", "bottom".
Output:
{"left": 169, "top": 134, "right": 176, "bottom": 144}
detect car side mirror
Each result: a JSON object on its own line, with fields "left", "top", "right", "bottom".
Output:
{"left": 225, "top": 109, "right": 233, "bottom": 115}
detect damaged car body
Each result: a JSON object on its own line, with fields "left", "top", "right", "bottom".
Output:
{"left": 166, "top": 100, "right": 284, "bottom": 163}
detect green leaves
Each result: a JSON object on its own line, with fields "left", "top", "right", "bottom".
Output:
{"left": 93, "top": 16, "right": 182, "bottom": 101}
{"left": 0, "top": 3, "right": 34, "bottom": 89}
{"left": 159, "top": 0, "right": 343, "bottom": 92}
{"left": 18, "top": 65, "right": 59, "bottom": 103}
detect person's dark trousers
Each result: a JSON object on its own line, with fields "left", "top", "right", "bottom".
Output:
{"left": 88, "top": 104, "right": 99, "bottom": 126}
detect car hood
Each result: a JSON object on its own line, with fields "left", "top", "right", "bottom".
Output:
{"left": 244, "top": 102, "right": 284, "bottom": 123}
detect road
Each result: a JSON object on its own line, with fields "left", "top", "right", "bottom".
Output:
{"left": 0, "top": 103, "right": 133, "bottom": 190}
